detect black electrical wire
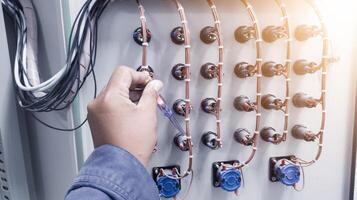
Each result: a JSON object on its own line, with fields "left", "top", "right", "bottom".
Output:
{"left": 1, "top": 0, "right": 111, "bottom": 131}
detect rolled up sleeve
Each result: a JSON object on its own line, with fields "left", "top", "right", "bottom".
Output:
{"left": 65, "top": 145, "right": 159, "bottom": 200}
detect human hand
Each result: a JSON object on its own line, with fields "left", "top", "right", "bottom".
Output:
{"left": 87, "top": 66, "right": 163, "bottom": 166}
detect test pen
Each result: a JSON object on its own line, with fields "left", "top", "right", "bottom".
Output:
{"left": 157, "top": 95, "right": 185, "bottom": 135}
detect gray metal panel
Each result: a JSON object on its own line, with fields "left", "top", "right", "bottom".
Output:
{"left": 0, "top": 7, "right": 31, "bottom": 200}
{"left": 68, "top": 0, "right": 355, "bottom": 199}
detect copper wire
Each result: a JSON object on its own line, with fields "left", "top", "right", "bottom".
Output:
{"left": 171, "top": 0, "right": 194, "bottom": 180}
{"left": 236, "top": 0, "right": 262, "bottom": 169}
{"left": 136, "top": 0, "right": 148, "bottom": 68}
{"left": 293, "top": 0, "right": 329, "bottom": 166}
{"left": 271, "top": 0, "right": 291, "bottom": 144}
{"left": 207, "top": 0, "right": 223, "bottom": 148}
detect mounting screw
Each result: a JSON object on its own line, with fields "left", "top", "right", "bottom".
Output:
{"left": 200, "top": 26, "right": 217, "bottom": 44}
{"left": 262, "top": 62, "right": 285, "bottom": 77}
{"left": 171, "top": 26, "right": 185, "bottom": 45}
{"left": 235, "top": 26, "right": 255, "bottom": 43}
{"left": 295, "top": 25, "right": 321, "bottom": 41}
{"left": 234, "top": 62, "right": 256, "bottom": 78}
{"left": 133, "top": 27, "right": 152, "bottom": 45}
{"left": 262, "top": 26, "right": 287, "bottom": 43}
{"left": 171, "top": 64, "right": 187, "bottom": 80}
{"left": 201, "top": 63, "right": 218, "bottom": 79}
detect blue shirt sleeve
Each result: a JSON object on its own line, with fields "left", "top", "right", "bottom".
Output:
{"left": 65, "top": 145, "right": 160, "bottom": 200}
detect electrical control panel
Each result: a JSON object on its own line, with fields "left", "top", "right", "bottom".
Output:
{"left": 66, "top": 0, "right": 353, "bottom": 199}
{"left": 2, "top": 0, "right": 356, "bottom": 199}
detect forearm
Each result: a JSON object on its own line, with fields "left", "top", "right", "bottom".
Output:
{"left": 65, "top": 145, "right": 159, "bottom": 200}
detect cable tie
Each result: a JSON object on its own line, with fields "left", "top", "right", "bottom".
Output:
{"left": 285, "top": 113, "right": 289, "bottom": 117}
{"left": 217, "top": 97, "right": 222, "bottom": 101}
{"left": 322, "top": 110, "right": 327, "bottom": 113}
{"left": 189, "top": 155, "right": 194, "bottom": 159}
{"left": 218, "top": 62, "right": 224, "bottom": 66}
{"left": 246, "top": 4, "right": 252, "bottom": 9}
{"left": 211, "top": 5, "right": 217, "bottom": 9}
{"left": 255, "top": 39, "right": 263, "bottom": 43}
{"left": 140, "top": 16, "right": 146, "bottom": 20}
{"left": 252, "top": 147, "right": 258, "bottom": 150}
{"left": 138, "top": 5, "right": 144, "bottom": 9}
{"left": 218, "top": 83, "right": 223, "bottom": 86}
{"left": 185, "top": 99, "right": 191, "bottom": 102}
{"left": 214, "top": 20, "right": 221, "bottom": 24}
{"left": 177, "top": 7, "right": 184, "bottom": 11}
{"left": 254, "top": 131, "right": 259, "bottom": 135}
{"left": 185, "top": 118, "right": 190, "bottom": 121}
{"left": 256, "top": 58, "right": 263, "bottom": 62}
{"left": 181, "top": 20, "right": 188, "bottom": 24}
{"left": 286, "top": 38, "right": 293, "bottom": 42}
{"left": 256, "top": 113, "right": 261, "bottom": 117}
{"left": 321, "top": 90, "right": 327, "bottom": 93}
{"left": 184, "top": 64, "right": 191, "bottom": 67}
{"left": 285, "top": 59, "right": 292, "bottom": 63}
{"left": 184, "top": 45, "right": 191, "bottom": 49}
{"left": 252, "top": 20, "right": 258, "bottom": 24}
{"left": 283, "top": 130, "right": 288, "bottom": 134}
{"left": 216, "top": 138, "right": 222, "bottom": 141}
{"left": 142, "top": 42, "right": 149, "bottom": 46}
{"left": 186, "top": 171, "right": 192, "bottom": 175}
{"left": 286, "top": 78, "right": 291, "bottom": 82}
{"left": 186, "top": 136, "right": 192, "bottom": 140}
{"left": 216, "top": 120, "right": 221, "bottom": 123}
{"left": 218, "top": 45, "right": 224, "bottom": 49}
{"left": 185, "top": 79, "right": 191, "bottom": 82}
{"left": 257, "top": 74, "right": 263, "bottom": 78}
{"left": 285, "top": 96, "right": 291, "bottom": 100}
{"left": 256, "top": 93, "right": 262, "bottom": 96}
{"left": 320, "top": 129, "right": 325, "bottom": 133}
{"left": 318, "top": 144, "right": 323, "bottom": 147}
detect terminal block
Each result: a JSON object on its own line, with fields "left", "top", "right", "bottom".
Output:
{"left": 153, "top": 166, "right": 181, "bottom": 198}
{"left": 269, "top": 156, "right": 301, "bottom": 187}
{"left": 174, "top": 134, "right": 190, "bottom": 151}
{"left": 295, "top": 25, "right": 321, "bottom": 41}
{"left": 202, "top": 131, "right": 219, "bottom": 150}
{"left": 133, "top": 27, "right": 152, "bottom": 45}
{"left": 212, "top": 160, "right": 242, "bottom": 192}
{"left": 292, "top": 125, "right": 317, "bottom": 142}
{"left": 137, "top": 65, "right": 154, "bottom": 77}
{"left": 171, "top": 26, "right": 185, "bottom": 45}
{"left": 262, "top": 62, "right": 285, "bottom": 77}
{"left": 262, "top": 25, "right": 287, "bottom": 43}
{"left": 200, "top": 26, "right": 218, "bottom": 44}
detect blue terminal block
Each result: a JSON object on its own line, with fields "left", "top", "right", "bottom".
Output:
{"left": 152, "top": 166, "right": 181, "bottom": 198}
{"left": 269, "top": 156, "right": 301, "bottom": 187}
{"left": 213, "top": 160, "right": 242, "bottom": 192}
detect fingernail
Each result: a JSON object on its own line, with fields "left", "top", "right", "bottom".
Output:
{"left": 150, "top": 80, "right": 163, "bottom": 92}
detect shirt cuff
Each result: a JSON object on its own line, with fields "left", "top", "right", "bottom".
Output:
{"left": 67, "top": 144, "right": 159, "bottom": 200}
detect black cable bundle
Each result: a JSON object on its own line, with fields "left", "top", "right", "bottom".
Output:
{"left": 1, "top": 0, "right": 112, "bottom": 131}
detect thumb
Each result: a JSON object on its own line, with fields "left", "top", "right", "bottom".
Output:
{"left": 138, "top": 80, "right": 163, "bottom": 110}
